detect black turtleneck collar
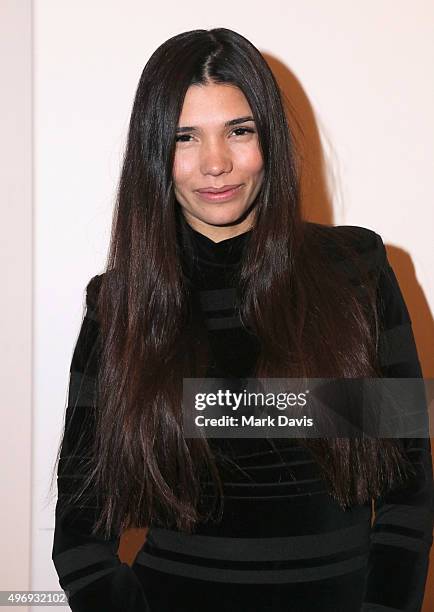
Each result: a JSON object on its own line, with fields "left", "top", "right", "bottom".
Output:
{"left": 177, "top": 213, "right": 252, "bottom": 290}
{"left": 187, "top": 223, "right": 252, "bottom": 265}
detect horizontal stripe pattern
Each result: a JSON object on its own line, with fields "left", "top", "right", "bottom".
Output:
{"left": 134, "top": 550, "right": 369, "bottom": 583}
{"left": 51, "top": 224, "right": 433, "bottom": 611}
{"left": 132, "top": 225, "right": 433, "bottom": 605}
{"left": 136, "top": 509, "right": 372, "bottom": 583}
{"left": 145, "top": 523, "right": 371, "bottom": 561}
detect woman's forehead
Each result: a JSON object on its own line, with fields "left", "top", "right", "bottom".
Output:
{"left": 178, "top": 83, "right": 253, "bottom": 126}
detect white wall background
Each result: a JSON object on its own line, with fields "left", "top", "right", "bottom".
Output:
{"left": 0, "top": 1, "right": 32, "bottom": 611}
{"left": 1, "top": 1, "right": 433, "bottom": 611}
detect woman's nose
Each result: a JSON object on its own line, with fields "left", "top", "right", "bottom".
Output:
{"left": 200, "top": 142, "right": 233, "bottom": 176}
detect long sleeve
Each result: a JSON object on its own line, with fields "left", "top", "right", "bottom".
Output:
{"left": 361, "top": 236, "right": 434, "bottom": 611}
{"left": 52, "top": 275, "right": 150, "bottom": 612}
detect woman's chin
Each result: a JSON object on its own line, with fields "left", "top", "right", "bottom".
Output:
{"left": 193, "top": 207, "right": 253, "bottom": 228}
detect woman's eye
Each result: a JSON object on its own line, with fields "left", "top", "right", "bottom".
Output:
{"left": 231, "top": 127, "right": 255, "bottom": 137}
{"left": 175, "top": 127, "right": 255, "bottom": 143}
{"left": 175, "top": 134, "right": 193, "bottom": 143}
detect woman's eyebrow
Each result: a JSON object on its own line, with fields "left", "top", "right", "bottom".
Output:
{"left": 176, "top": 116, "right": 255, "bottom": 133}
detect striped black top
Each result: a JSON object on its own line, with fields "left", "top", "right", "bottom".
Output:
{"left": 52, "top": 221, "right": 433, "bottom": 612}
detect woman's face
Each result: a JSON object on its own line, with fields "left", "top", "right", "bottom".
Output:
{"left": 173, "top": 82, "right": 264, "bottom": 242}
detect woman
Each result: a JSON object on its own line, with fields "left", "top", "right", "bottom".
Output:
{"left": 51, "top": 28, "right": 433, "bottom": 611}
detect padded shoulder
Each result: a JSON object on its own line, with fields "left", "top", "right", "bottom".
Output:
{"left": 85, "top": 273, "right": 105, "bottom": 320}
{"left": 336, "top": 223, "right": 384, "bottom": 249}
{"left": 331, "top": 223, "right": 379, "bottom": 247}
{"left": 304, "top": 222, "right": 387, "bottom": 279}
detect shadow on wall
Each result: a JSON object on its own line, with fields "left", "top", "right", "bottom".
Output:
{"left": 118, "top": 52, "right": 434, "bottom": 612}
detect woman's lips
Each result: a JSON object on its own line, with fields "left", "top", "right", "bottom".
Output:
{"left": 195, "top": 184, "right": 243, "bottom": 202}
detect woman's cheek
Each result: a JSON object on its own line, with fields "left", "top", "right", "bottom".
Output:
{"left": 237, "top": 145, "right": 264, "bottom": 174}
{"left": 173, "top": 152, "right": 196, "bottom": 183}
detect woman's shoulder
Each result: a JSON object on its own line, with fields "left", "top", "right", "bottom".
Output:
{"left": 84, "top": 272, "right": 108, "bottom": 321}
{"left": 303, "top": 221, "right": 386, "bottom": 277}
{"left": 85, "top": 273, "right": 104, "bottom": 305}
{"left": 303, "top": 220, "right": 384, "bottom": 254}
{"left": 84, "top": 225, "right": 388, "bottom": 299}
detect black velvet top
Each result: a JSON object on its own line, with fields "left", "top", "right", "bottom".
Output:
{"left": 52, "top": 221, "right": 434, "bottom": 612}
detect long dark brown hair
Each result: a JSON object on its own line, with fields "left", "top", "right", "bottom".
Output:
{"left": 56, "top": 27, "right": 416, "bottom": 539}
